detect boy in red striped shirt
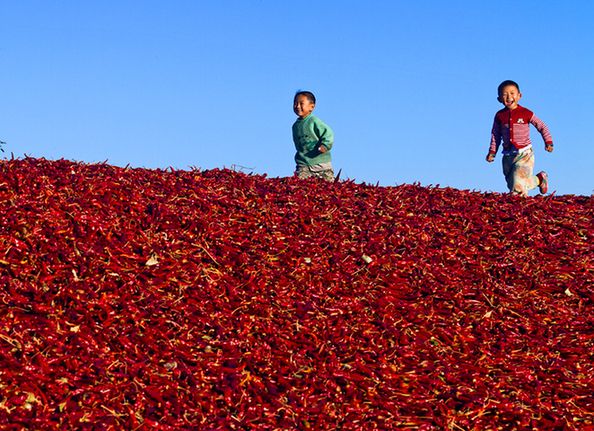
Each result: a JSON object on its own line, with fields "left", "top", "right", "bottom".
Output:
{"left": 486, "top": 80, "right": 554, "bottom": 196}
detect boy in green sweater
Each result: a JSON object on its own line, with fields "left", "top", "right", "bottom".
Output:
{"left": 292, "top": 91, "right": 334, "bottom": 181}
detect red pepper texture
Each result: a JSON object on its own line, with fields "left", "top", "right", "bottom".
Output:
{"left": 0, "top": 157, "right": 592, "bottom": 430}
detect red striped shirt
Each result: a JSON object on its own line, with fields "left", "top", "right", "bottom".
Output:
{"left": 489, "top": 105, "right": 553, "bottom": 155}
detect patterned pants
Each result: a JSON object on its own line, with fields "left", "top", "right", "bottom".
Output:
{"left": 295, "top": 164, "right": 335, "bottom": 182}
{"left": 502, "top": 148, "right": 539, "bottom": 196}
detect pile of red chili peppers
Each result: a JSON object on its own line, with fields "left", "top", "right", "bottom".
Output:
{"left": 0, "top": 157, "right": 592, "bottom": 430}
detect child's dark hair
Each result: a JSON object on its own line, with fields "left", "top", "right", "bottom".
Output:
{"left": 498, "top": 80, "right": 520, "bottom": 96}
{"left": 294, "top": 90, "right": 316, "bottom": 104}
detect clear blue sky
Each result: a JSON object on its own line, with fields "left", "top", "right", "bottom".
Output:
{"left": 2, "top": 1, "right": 593, "bottom": 195}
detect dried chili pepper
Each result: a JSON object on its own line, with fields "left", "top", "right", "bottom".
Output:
{"left": 0, "top": 158, "right": 592, "bottom": 430}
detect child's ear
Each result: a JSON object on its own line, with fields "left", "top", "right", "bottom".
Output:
{"left": 497, "top": 96, "right": 503, "bottom": 103}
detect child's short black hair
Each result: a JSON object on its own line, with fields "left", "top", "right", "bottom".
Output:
{"left": 498, "top": 80, "right": 520, "bottom": 96}
{"left": 294, "top": 90, "right": 316, "bottom": 104}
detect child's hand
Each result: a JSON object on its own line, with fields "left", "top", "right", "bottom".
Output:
{"left": 318, "top": 145, "right": 328, "bottom": 154}
{"left": 486, "top": 153, "right": 495, "bottom": 163}
{"left": 545, "top": 144, "right": 554, "bottom": 153}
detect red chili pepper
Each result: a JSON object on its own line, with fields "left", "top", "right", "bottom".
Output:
{"left": 0, "top": 158, "right": 592, "bottom": 429}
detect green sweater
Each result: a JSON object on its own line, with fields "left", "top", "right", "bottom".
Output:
{"left": 292, "top": 114, "right": 334, "bottom": 166}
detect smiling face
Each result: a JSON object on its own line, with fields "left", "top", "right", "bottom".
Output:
{"left": 293, "top": 94, "right": 315, "bottom": 119}
{"left": 498, "top": 84, "right": 522, "bottom": 110}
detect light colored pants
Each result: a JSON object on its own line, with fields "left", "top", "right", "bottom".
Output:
{"left": 502, "top": 148, "right": 539, "bottom": 196}
{"left": 295, "top": 163, "right": 335, "bottom": 182}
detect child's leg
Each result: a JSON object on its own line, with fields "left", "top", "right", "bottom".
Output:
{"left": 502, "top": 155, "right": 515, "bottom": 192}
{"left": 295, "top": 165, "right": 313, "bottom": 179}
{"left": 316, "top": 168, "right": 335, "bottom": 182}
{"left": 514, "top": 149, "right": 539, "bottom": 194}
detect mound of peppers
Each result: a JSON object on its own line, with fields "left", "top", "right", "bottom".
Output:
{"left": 0, "top": 157, "right": 592, "bottom": 430}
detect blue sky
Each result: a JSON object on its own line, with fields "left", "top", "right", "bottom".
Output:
{"left": 1, "top": 1, "right": 593, "bottom": 195}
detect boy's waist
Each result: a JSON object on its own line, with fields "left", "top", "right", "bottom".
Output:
{"left": 295, "top": 161, "right": 333, "bottom": 171}
{"left": 502, "top": 144, "right": 532, "bottom": 156}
